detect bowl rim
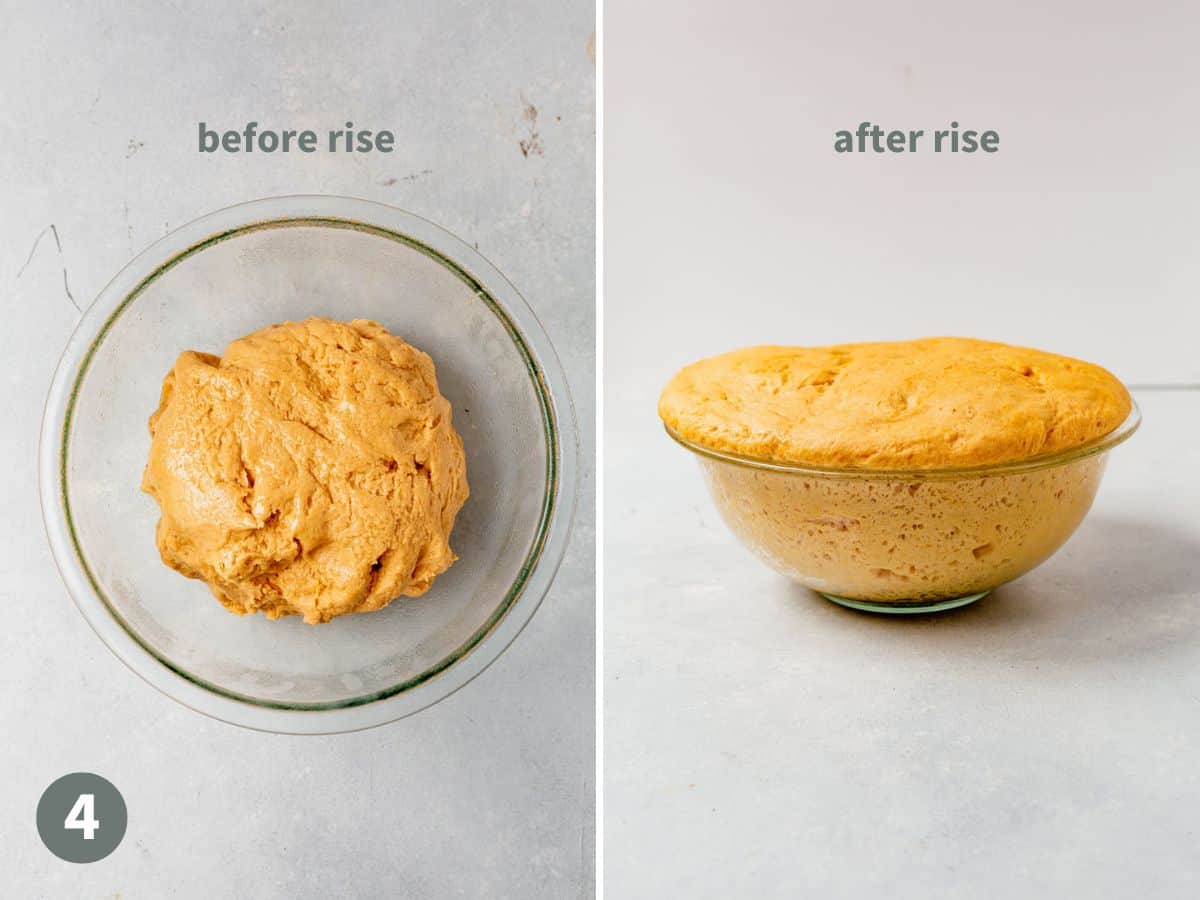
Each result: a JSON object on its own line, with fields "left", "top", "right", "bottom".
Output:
{"left": 665, "top": 397, "right": 1140, "bottom": 479}
{"left": 38, "top": 194, "right": 579, "bottom": 734}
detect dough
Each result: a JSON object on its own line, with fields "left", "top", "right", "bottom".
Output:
{"left": 660, "top": 337, "right": 1133, "bottom": 603}
{"left": 695, "top": 452, "right": 1107, "bottom": 602}
{"left": 142, "top": 318, "right": 469, "bottom": 624}
{"left": 658, "top": 337, "right": 1131, "bottom": 469}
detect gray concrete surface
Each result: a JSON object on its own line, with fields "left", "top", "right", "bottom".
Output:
{"left": 0, "top": 2, "right": 595, "bottom": 897}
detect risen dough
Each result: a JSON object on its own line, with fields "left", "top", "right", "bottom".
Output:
{"left": 141, "top": 317, "right": 469, "bottom": 624}
{"left": 659, "top": 337, "right": 1131, "bottom": 470}
{"left": 660, "top": 337, "right": 1132, "bottom": 603}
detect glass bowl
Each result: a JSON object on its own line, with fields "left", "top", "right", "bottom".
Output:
{"left": 667, "top": 403, "right": 1139, "bottom": 614}
{"left": 39, "top": 196, "right": 577, "bottom": 733}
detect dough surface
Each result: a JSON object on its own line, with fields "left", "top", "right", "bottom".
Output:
{"left": 142, "top": 317, "right": 469, "bottom": 624}
{"left": 659, "top": 337, "right": 1131, "bottom": 469}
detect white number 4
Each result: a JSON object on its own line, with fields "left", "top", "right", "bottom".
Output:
{"left": 64, "top": 793, "right": 100, "bottom": 840}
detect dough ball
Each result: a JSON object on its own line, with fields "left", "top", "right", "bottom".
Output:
{"left": 141, "top": 317, "right": 469, "bottom": 624}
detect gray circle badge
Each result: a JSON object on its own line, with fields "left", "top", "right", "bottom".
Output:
{"left": 37, "top": 772, "right": 127, "bottom": 863}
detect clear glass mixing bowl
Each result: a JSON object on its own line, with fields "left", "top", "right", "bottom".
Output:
{"left": 667, "top": 403, "right": 1139, "bottom": 615}
{"left": 40, "top": 196, "right": 577, "bottom": 732}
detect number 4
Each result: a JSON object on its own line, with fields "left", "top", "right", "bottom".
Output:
{"left": 65, "top": 793, "right": 100, "bottom": 840}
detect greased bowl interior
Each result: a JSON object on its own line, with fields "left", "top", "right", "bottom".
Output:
{"left": 40, "top": 196, "right": 577, "bottom": 733}
{"left": 669, "top": 403, "right": 1138, "bottom": 607}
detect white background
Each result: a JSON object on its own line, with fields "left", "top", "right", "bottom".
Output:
{"left": 606, "top": 2, "right": 1200, "bottom": 897}
{"left": 607, "top": 0, "right": 1200, "bottom": 423}
{"left": 0, "top": 2, "right": 595, "bottom": 897}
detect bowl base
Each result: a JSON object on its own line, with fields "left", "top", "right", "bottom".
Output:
{"left": 819, "top": 590, "right": 991, "bottom": 615}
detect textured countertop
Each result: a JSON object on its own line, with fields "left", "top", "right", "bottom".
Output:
{"left": 0, "top": 2, "right": 595, "bottom": 897}
{"left": 605, "top": 388, "right": 1200, "bottom": 899}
